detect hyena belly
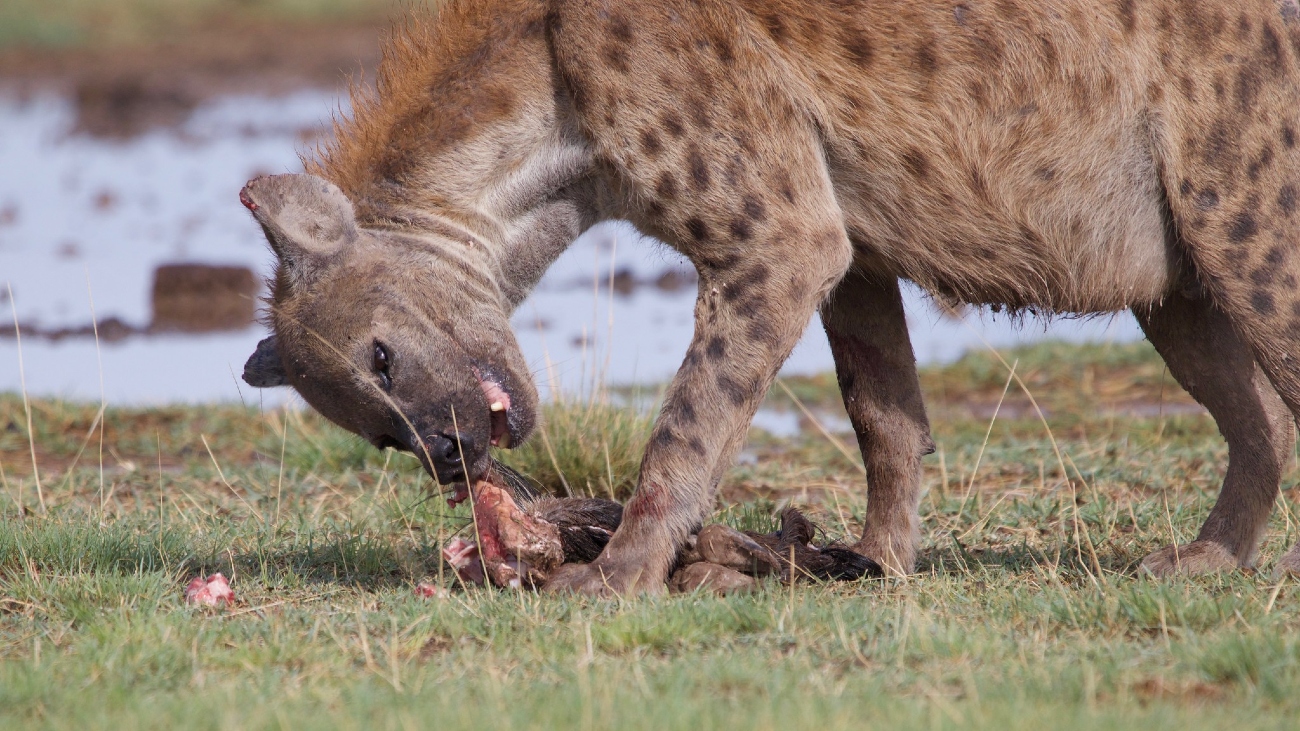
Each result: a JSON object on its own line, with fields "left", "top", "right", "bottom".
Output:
{"left": 814, "top": 0, "right": 1180, "bottom": 313}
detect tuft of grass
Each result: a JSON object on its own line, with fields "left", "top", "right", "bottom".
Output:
{"left": 492, "top": 399, "right": 654, "bottom": 500}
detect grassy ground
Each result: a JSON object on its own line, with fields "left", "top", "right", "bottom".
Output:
{"left": 0, "top": 0, "right": 399, "bottom": 51}
{"left": 3, "top": 341, "right": 1300, "bottom": 729}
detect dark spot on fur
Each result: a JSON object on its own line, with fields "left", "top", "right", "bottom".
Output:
{"left": 1252, "top": 267, "right": 1277, "bottom": 286}
{"left": 609, "top": 14, "right": 634, "bottom": 42}
{"left": 1194, "top": 189, "right": 1220, "bottom": 210}
{"left": 716, "top": 374, "right": 748, "bottom": 406}
{"left": 1266, "top": 246, "right": 1287, "bottom": 266}
{"left": 1235, "top": 66, "right": 1263, "bottom": 112}
{"left": 902, "top": 148, "right": 930, "bottom": 179}
{"left": 1261, "top": 24, "right": 1285, "bottom": 71}
{"left": 842, "top": 30, "right": 875, "bottom": 68}
{"left": 748, "top": 264, "right": 771, "bottom": 287}
{"left": 651, "top": 427, "right": 677, "bottom": 449}
{"left": 1035, "top": 167, "right": 1056, "bottom": 182}
{"left": 1117, "top": 0, "right": 1136, "bottom": 33}
{"left": 685, "top": 217, "right": 710, "bottom": 242}
{"left": 1203, "top": 122, "right": 1234, "bottom": 167}
{"left": 706, "top": 337, "right": 726, "bottom": 361}
{"left": 664, "top": 113, "right": 686, "bottom": 138}
{"left": 1284, "top": 125, "right": 1298, "bottom": 149}
{"left": 1179, "top": 179, "right": 1194, "bottom": 196}
{"left": 954, "top": 3, "right": 970, "bottom": 25}
{"left": 700, "top": 252, "right": 741, "bottom": 271}
{"left": 914, "top": 40, "right": 940, "bottom": 74}
{"left": 656, "top": 173, "right": 679, "bottom": 200}
{"left": 1229, "top": 212, "right": 1259, "bottom": 243}
{"left": 1252, "top": 290, "right": 1277, "bottom": 316}
{"left": 1248, "top": 145, "right": 1275, "bottom": 181}
{"left": 1238, "top": 13, "right": 1253, "bottom": 40}
{"left": 712, "top": 34, "right": 735, "bottom": 64}
{"left": 762, "top": 11, "right": 788, "bottom": 43}
{"left": 742, "top": 195, "right": 767, "bottom": 221}
{"left": 640, "top": 129, "right": 662, "bottom": 157}
{"left": 1280, "top": 185, "right": 1298, "bottom": 216}
{"left": 601, "top": 44, "right": 630, "bottom": 74}
{"left": 687, "top": 96, "right": 711, "bottom": 130}
{"left": 687, "top": 436, "right": 706, "bottom": 457}
{"left": 722, "top": 276, "right": 751, "bottom": 303}
{"left": 729, "top": 217, "right": 752, "bottom": 241}
{"left": 689, "top": 149, "right": 711, "bottom": 191}
{"left": 1178, "top": 75, "right": 1196, "bottom": 101}
{"left": 679, "top": 400, "right": 697, "bottom": 424}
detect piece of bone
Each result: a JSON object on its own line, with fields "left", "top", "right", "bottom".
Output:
{"left": 668, "top": 562, "right": 757, "bottom": 595}
{"left": 697, "top": 524, "right": 782, "bottom": 576}
{"left": 442, "top": 537, "right": 485, "bottom": 585}
{"left": 184, "top": 573, "right": 234, "bottom": 607}
{"left": 470, "top": 478, "right": 564, "bottom": 588}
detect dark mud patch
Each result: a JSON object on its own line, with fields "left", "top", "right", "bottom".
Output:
{"left": 1, "top": 263, "right": 261, "bottom": 341}
{"left": 0, "top": 19, "right": 384, "bottom": 138}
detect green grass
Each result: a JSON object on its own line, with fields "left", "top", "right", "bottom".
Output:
{"left": 0, "top": 0, "right": 400, "bottom": 51}
{"left": 3, "top": 341, "right": 1300, "bottom": 729}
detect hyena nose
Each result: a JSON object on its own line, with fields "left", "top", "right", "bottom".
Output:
{"left": 426, "top": 432, "right": 476, "bottom": 477}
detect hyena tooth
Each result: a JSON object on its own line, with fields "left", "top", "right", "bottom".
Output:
{"left": 490, "top": 401, "right": 505, "bottom": 412}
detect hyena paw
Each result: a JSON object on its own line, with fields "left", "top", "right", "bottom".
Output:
{"left": 1140, "top": 540, "right": 1238, "bottom": 577}
{"left": 1273, "top": 545, "right": 1300, "bottom": 577}
{"left": 849, "top": 532, "right": 916, "bottom": 577}
{"left": 542, "top": 557, "right": 668, "bottom": 597}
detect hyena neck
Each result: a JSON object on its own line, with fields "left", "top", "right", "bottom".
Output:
{"left": 311, "top": 0, "right": 602, "bottom": 311}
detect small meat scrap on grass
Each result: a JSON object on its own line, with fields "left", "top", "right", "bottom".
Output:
{"left": 184, "top": 573, "right": 235, "bottom": 607}
{"left": 414, "top": 582, "right": 451, "bottom": 599}
{"left": 441, "top": 465, "right": 880, "bottom": 594}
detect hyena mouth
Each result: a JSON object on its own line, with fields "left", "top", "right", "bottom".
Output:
{"left": 474, "top": 368, "right": 513, "bottom": 448}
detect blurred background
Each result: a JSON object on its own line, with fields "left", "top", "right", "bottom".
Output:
{"left": 0, "top": 0, "right": 1144, "bottom": 406}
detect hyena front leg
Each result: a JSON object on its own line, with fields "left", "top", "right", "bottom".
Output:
{"left": 545, "top": 185, "right": 852, "bottom": 596}
{"left": 820, "top": 272, "right": 934, "bottom": 575}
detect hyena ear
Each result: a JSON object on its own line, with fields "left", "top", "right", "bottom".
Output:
{"left": 239, "top": 173, "right": 357, "bottom": 284}
{"left": 242, "top": 336, "right": 288, "bottom": 388}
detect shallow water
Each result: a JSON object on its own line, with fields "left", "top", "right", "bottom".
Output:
{"left": 0, "top": 90, "right": 1145, "bottom": 406}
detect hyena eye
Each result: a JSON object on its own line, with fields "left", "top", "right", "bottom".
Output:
{"left": 373, "top": 341, "right": 392, "bottom": 390}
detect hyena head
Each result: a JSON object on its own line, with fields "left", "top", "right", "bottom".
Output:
{"left": 238, "top": 173, "right": 537, "bottom": 486}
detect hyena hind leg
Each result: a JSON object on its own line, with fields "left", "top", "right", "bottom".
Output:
{"left": 1134, "top": 291, "right": 1295, "bottom": 577}
{"left": 820, "top": 272, "right": 934, "bottom": 575}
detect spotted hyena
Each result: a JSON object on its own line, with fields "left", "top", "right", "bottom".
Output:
{"left": 239, "top": 0, "right": 1300, "bottom": 594}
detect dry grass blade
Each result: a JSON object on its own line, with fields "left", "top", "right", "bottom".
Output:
{"left": 6, "top": 282, "right": 44, "bottom": 514}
